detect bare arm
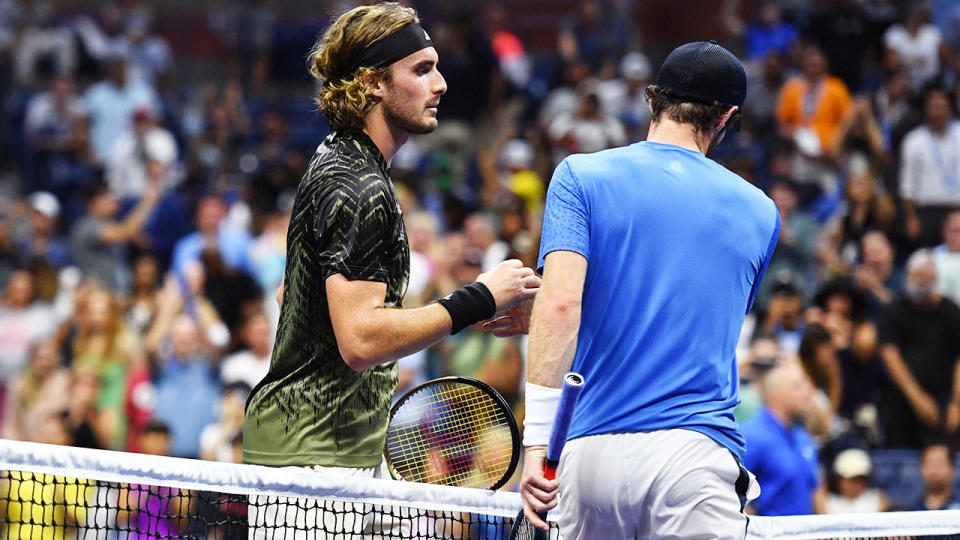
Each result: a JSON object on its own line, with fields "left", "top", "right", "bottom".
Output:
{"left": 519, "top": 250, "right": 587, "bottom": 529}
{"left": 327, "top": 276, "right": 454, "bottom": 370}
{"left": 881, "top": 343, "right": 940, "bottom": 427}
{"left": 327, "top": 259, "right": 540, "bottom": 371}
{"left": 945, "top": 358, "right": 960, "bottom": 432}
{"left": 99, "top": 184, "right": 161, "bottom": 243}
{"left": 824, "top": 355, "right": 843, "bottom": 413}
{"left": 526, "top": 251, "right": 587, "bottom": 388}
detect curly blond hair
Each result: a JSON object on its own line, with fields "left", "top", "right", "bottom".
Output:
{"left": 309, "top": 3, "right": 419, "bottom": 131}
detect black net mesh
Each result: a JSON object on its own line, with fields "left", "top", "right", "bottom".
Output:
{"left": 0, "top": 471, "right": 561, "bottom": 539}
{"left": 0, "top": 442, "right": 958, "bottom": 540}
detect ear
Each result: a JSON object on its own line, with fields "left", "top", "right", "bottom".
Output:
{"left": 363, "top": 69, "right": 387, "bottom": 100}
{"left": 718, "top": 105, "right": 739, "bottom": 131}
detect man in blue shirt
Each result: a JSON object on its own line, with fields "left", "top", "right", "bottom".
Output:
{"left": 517, "top": 42, "right": 779, "bottom": 539}
{"left": 741, "top": 360, "right": 820, "bottom": 516}
{"left": 911, "top": 443, "right": 960, "bottom": 511}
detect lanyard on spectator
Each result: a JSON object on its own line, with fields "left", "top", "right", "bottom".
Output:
{"left": 801, "top": 79, "right": 826, "bottom": 125}
{"left": 926, "top": 124, "right": 960, "bottom": 193}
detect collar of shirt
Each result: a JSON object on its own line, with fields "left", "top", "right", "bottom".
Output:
{"left": 338, "top": 129, "right": 390, "bottom": 177}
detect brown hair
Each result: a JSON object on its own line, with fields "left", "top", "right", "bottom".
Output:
{"left": 644, "top": 84, "right": 735, "bottom": 136}
{"left": 308, "top": 3, "right": 419, "bottom": 131}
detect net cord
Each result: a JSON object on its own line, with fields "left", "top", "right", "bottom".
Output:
{"left": 4, "top": 439, "right": 960, "bottom": 538}
{"left": 0, "top": 439, "right": 522, "bottom": 518}
{"left": 746, "top": 510, "right": 960, "bottom": 539}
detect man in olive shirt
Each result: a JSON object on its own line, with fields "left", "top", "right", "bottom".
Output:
{"left": 243, "top": 2, "right": 538, "bottom": 478}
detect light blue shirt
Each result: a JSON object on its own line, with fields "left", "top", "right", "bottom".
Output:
{"left": 171, "top": 227, "right": 254, "bottom": 278}
{"left": 153, "top": 356, "right": 220, "bottom": 458}
{"left": 83, "top": 80, "right": 159, "bottom": 164}
{"left": 537, "top": 141, "right": 779, "bottom": 459}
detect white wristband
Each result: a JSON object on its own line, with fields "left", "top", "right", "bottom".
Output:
{"left": 523, "top": 382, "right": 562, "bottom": 447}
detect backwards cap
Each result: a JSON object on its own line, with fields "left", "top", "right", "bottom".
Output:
{"left": 654, "top": 41, "right": 746, "bottom": 108}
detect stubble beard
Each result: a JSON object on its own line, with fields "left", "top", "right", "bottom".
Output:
{"left": 383, "top": 97, "right": 438, "bottom": 136}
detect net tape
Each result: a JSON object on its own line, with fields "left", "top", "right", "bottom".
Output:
{"left": 1, "top": 440, "right": 960, "bottom": 539}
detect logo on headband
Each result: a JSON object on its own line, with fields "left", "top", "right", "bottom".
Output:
{"left": 423, "top": 29, "right": 431, "bottom": 41}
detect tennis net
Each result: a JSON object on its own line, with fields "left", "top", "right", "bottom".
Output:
{"left": 1, "top": 439, "right": 960, "bottom": 539}
{"left": 0, "top": 439, "right": 552, "bottom": 539}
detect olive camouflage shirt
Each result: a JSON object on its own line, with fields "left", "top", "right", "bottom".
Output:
{"left": 242, "top": 130, "right": 409, "bottom": 467}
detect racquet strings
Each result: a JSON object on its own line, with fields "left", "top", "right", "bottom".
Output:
{"left": 386, "top": 380, "right": 515, "bottom": 489}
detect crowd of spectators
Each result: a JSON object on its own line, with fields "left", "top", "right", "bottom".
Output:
{"left": 4, "top": 0, "right": 960, "bottom": 517}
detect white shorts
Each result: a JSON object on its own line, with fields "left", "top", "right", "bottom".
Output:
{"left": 555, "top": 429, "right": 760, "bottom": 540}
{"left": 248, "top": 463, "right": 411, "bottom": 540}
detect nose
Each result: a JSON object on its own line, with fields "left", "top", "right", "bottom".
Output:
{"left": 434, "top": 69, "right": 447, "bottom": 96}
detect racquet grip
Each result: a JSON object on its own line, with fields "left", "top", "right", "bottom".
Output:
{"left": 542, "top": 458, "right": 559, "bottom": 481}
{"left": 546, "top": 373, "right": 584, "bottom": 463}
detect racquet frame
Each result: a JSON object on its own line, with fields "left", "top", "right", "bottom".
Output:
{"left": 385, "top": 376, "right": 521, "bottom": 491}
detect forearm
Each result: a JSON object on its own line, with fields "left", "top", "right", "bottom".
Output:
{"left": 903, "top": 199, "right": 918, "bottom": 220}
{"left": 338, "top": 302, "right": 453, "bottom": 371}
{"left": 881, "top": 345, "right": 927, "bottom": 402}
{"left": 526, "top": 292, "right": 580, "bottom": 388}
{"left": 950, "top": 359, "right": 960, "bottom": 404}
{"left": 120, "top": 188, "right": 160, "bottom": 234}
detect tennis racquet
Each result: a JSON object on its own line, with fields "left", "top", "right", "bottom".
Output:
{"left": 384, "top": 376, "right": 521, "bottom": 490}
{"left": 509, "top": 371, "right": 585, "bottom": 540}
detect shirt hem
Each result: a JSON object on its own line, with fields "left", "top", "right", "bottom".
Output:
{"left": 242, "top": 449, "right": 384, "bottom": 468}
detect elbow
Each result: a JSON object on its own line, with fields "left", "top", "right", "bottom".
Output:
{"left": 337, "top": 337, "right": 384, "bottom": 371}
{"left": 549, "top": 294, "right": 581, "bottom": 317}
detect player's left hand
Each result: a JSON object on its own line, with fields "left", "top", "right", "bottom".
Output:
{"left": 519, "top": 446, "right": 558, "bottom": 531}
{"left": 482, "top": 298, "right": 534, "bottom": 337}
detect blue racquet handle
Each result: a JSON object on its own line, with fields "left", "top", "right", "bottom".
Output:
{"left": 545, "top": 372, "right": 584, "bottom": 464}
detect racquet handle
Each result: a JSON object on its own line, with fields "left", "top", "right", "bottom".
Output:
{"left": 542, "top": 459, "right": 559, "bottom": 481}
{"left": 546, "top": 373, "right": 584, "bottom": 463}
{"left": 535, "top": 372, "right": 584, "bottom": 536}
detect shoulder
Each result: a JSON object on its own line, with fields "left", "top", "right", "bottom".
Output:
{"left": 563, "top": 143, "right": 641, "bottom": 177}
{"left": 939, "top": 296, "right": 960, "bottom": 317}
{"left": 826, "top": 77, "right": 851, "bottom": 94}
{"left": 884, "top": 25, "right": 906, "bottom": 43}
{"left": 779, "top": 77, "right": 803, "bottom": 95}
{"left": 71, "top": 217, "right": 101, "bottom": 238}
{"left": 949, "top": 121, "right": 960, "bottom": 138}
{"left": 301, "top": 170, "right": 390, "bottom": 226}
{"left": 922, "top": 24, "right": 943, "bottom": 42}
{"left": 902, "top": 126, "right": 928, "bottom": 149}
{"left": 741, "top": 410, "right": 774, "bottom": 441}
{"left": 307, "top": 138, "right": 388, "bottom": 195}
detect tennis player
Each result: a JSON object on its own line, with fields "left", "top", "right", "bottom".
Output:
{"left": 519, "top": 41, "right": 777, "bottom": 539}
{"left": 241, "top": 2, "right": 539, "bottom": 537}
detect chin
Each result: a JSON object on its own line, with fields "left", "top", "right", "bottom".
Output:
{"left": 409, "top": 119, "right": 438, "bottom": 135}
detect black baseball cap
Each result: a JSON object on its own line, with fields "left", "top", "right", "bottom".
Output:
{"left": 654, "top": 41, "right": 746, "bottom": 108}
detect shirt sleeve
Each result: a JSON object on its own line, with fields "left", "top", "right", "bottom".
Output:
{"left": 878, "top": 302, "right": 903, "bottom": 346}
{"left": 537, "top": 159, "right": 590, "bottom": 274}
{"left": 313, "top": 180, "right": 391, "bottom": 283}
{"left": 899, "top": 132, "right": 922, "bottom": 201}
{"left": 746, "top": 206, "right": 781, "bottom": 315}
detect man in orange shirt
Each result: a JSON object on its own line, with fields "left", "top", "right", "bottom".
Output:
{"left": 776, "top": 45, "right": 852, "bottom": 157}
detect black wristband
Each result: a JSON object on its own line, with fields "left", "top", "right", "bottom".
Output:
{"left": 437, "top": 282, "right": 497, "bottom": 335}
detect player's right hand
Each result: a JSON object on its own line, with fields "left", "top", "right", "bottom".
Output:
{"left": 476, "top": 259, "right": 540, "bottom": 312}
{"left": 519, "top": 446, "right": 558, "bottom": 531}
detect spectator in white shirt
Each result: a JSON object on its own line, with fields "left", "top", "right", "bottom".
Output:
{"left": 83, "top": 52, "right": 159, "bottom": 165}
{"left": 0, "top": 270, "right": 58, "bottom": 391}
{"left": 818, "top": 448, "right": 888, "bottom": 514}
{"left": 106, "top": 108, "right": 178, "bottom": 200}
{"left": 935, "top": 210, "right": 960, "bottom": 306}
{"left": 548, "top": 86, "right": 627, "bottom": 162}
{"left": 884, "top": 4, "right": 944, "bottom": 91}
{"left": 900, "top": 87, "right": 960, "bottom": 247}
{"left": 219, "top": 310, "right": 272, "bottom": 389}
{"left": 23, "top": 74, "right": 87, "bottom": 154}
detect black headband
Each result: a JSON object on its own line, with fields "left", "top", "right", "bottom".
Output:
{"left": 343, "top": 23, "right": 433, "bottom": 77}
